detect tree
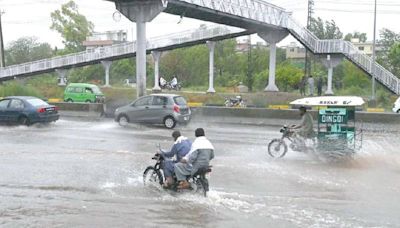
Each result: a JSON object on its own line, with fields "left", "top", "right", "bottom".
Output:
{"left": 344, "top": 32, "right": 367, "bottom": 43}
{"left": 388, "top": 43, "right": 400, "bottom": 76}
{"left": 309, "top": 17, "right": 343, "bottom": 40}
{"left": 50, "top": 0, "right": 94, "bottom": 52}
{"left": 5, "top": 37, "right": 53, "bottom": 65}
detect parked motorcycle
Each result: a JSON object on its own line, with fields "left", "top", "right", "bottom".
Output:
{"left": 143, "top": 148, "right": 211, "bottom": 196}
{"left": 224, "top": 95, "right": 246, "bottom": 107}
{"left": 267, "top": 125, "right": 315, "bottom": 158}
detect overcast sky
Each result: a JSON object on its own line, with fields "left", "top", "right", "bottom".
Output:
{"left": 1, "top": 0, "right": 400, "bottom": 48}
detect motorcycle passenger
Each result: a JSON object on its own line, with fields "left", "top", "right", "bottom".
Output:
{"left": 174, "top": 128, "right": 214, "bottom": 190}
{"left": 159, "top": 131, "right": 192, "bottom": 188}
{"left": 170, "top": 76, "right": 178, "bottom": 89}
{"left": 291, "top": 106, "right": 314, "bottom": 139}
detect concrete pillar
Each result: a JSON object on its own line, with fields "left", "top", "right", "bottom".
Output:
{"left": 115, "top": 0, "right": 167, "bottom": 97}
{"left": 136, "top": 16, "right": 147, "bottom": 97}
{"left": 267, "top": 42, "right": 278, "bottom": 92}
{"left": 56, "top": 69, "right": 68, "bottom": 86}
{"left": 207, "top": 41, "right": 216, "bottom": 93}
{"left": 101, "top": 61, "right": 112, "bottom": 87}
{"left": 320, "top": 54, "right": 342, "bottom": 95}
{"left": 152, "top": 51, "right": 161, "bottom": 92}
{"left": 258, "top": 30, "right": 288, "bottom": 92}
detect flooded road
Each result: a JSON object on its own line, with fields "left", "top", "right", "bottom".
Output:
{"left": 1, "top": 118, "right": 400, "bottom": 227}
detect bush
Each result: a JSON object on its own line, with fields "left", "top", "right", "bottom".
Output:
{"left": 0, "top": 82, "right": 43, "bottom": 98}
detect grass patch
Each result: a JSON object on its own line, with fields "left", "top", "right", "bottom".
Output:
{"left": 0, "top": 82, "right": 43, "bottom": 98}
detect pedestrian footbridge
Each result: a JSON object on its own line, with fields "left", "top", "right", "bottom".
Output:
{"left": 0, "top": 0, "right": 399, "bottom": 96}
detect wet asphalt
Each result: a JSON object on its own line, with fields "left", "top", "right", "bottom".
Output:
{"left": 0, "top": 117, "right": 400, "bottom": 227}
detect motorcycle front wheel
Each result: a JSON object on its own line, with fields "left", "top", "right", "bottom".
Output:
{"left": 195, "top": 177, "right": 208, "bottom": 197}
{"left": 268, "top": 139, "right": 288, "bottom": 158}
{"left": 143, "top": 166, "right": 163, "bottom": 186}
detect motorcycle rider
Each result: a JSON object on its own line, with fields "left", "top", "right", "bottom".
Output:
{"left": 159, "top": 131, "right": 192, "bottom": 188}
{"left": 170, "top": 76, "right": 178, "bottom": 89}
{"left": 291, "top": 106, "right": 314, "bottom": 139}
{"left": 174, "top": 128, "right": 214, "bottom": 190}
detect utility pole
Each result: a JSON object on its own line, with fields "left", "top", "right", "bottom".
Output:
{"left": 371, "top": 0, "right": 377, "bottom": 103}
{"left": 304, "top": 0, "right": 314, "bottom": 78}
{"left": 0, "top": 9, "right": 5, "bottom": 68}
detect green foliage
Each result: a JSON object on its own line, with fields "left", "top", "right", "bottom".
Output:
{"left": 344, "top": 32, "right": 367, "bottom": 43}
{"left": 5, "top": 37, "right": 53, "bottom": 65}
{"left": 309, "top": 17, "right": 343, "bottom": 39}
{"left": 342, "top": 61, "right": 371, "bottom": 89}
{"left": 68, "top": 64, "right": 104, "bottom": 84}
{"left": 388, "top": 42, "right": 400, "bottom": 76}
{"left": 275, "top": 62, "right": 303, "bottom": 92}
{"left": 0, "top": 82, "right": 43, "bottom": 98}
{"left": 50, "top": 0, "right": 94, "bottom": 53}
{"left": 110, "top": 58, "right": 135, "bottom": 85}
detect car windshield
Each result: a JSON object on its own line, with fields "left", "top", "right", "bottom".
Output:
{"left": 90, "top": 86, "right": 102, "bottom": 94}
{"left": 174, "top": 96, "right": 187, "bottom": 106}
{"left": 27, "top": 98, "right": 48, "bottom": 107}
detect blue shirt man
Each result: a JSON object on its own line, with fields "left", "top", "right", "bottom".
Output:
{"left": 161, "top": 131, "right": 191, "bottom": 188}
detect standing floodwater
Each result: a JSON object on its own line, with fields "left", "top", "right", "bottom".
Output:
{"left": 0, "top": 118, "right": 399, "bottom": 227}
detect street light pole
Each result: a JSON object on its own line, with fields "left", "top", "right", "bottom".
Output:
{"left": 0, "top": 10, "right": 5, "bottom": 68}
{"left": 371, "top": 0, "right": 377, "bottom": 102}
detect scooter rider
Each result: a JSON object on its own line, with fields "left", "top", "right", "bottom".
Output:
{"left": 158, "top": 131, "right": 192, "bottom": 188}
{"left": 174, "top": 128, "right": 214, "bottom": 190}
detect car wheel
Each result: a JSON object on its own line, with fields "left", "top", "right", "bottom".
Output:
{"left": 164, "top": 116, "right": 176, "bottom": 129}
{"left": 66, "top": 99, "right": 73, "bottom": 103}
{"left": 85, "top": 99, "right": 92, "bottom": 103}
{"left": 18, "top": 116, "right": 30, "bottom": 126}
{"left": 397, "top": 110, "right": 400, "bottom": 114}
{"left": 118, "top": 115, "right": 129, "bottom": 127}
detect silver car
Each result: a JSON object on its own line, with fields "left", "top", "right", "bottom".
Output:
{"left": 114, "top": 94, "right": 191, "bottom": 129}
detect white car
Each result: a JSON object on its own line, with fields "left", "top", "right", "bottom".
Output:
{"left": 392, "top": 97, "right": 400, "bottom": 113}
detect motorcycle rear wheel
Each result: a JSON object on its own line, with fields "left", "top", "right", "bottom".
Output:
{"left": 143, "top": 167, "right": 163, "bottom": 186}
{"left": 268, "top": 139, "right": 288, "bottom": 158}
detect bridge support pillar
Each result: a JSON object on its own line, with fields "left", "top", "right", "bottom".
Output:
{"left": 101, "top": 61, "right": 112, "bottom": 87}
{"left": 56, "top": 69, "right": 68, "bottom": 86}
{"left": 258, "top": 30, "right": 288, "bottom": 92}
{"left": 152, "top": 51, "right": 162, "bottom": 92}
{"left": 115, "top": 0, "right": 167, "bottom": 97}
{"left": 321, "top": 55, "right": 342, "bottom": 95}
{"left": 207, "top": 41, "right": 216, "bottom": 93}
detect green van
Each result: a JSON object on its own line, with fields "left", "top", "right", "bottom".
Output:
{"left": 64, "top": 83, "right": 105, "bottom": 103}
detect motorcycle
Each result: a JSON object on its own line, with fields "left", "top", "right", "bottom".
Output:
{"left": 161, "top": 81, "right": 182, "bottom": 91}
{"left": 224, "top": 95, "right": 246, "bottom": 108}
{"left": 267, "top": 125, "right": 315, "bottom": 158}
{"left": 143, "top": 148, "right": 211, "bottom": 196}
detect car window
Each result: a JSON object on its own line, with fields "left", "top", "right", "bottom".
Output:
{"left": 174, "top": 96, "right": 187, "bottom": 106}
{"left": 0, "top": 99, "right": 10, "bottom": 109}
{"left": 85, "top": 87, "right": 93, "bottom": 94}
{"left": 9, "top": 99, "right": 25, "bottom": 109}
{"left": 27, "top": 98, "right": 49, "bottom": 107}
{"left": 135, "top": 97, "right": 152, "bottom": 106}
{"left": 66, "top": 87, "right": 74, "bottom": 93}
{"left": 152, "top": 96, "right": 168, "bottom": 106}
{"left": 75, "top": 87, "right": 84, "bottom": 93}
